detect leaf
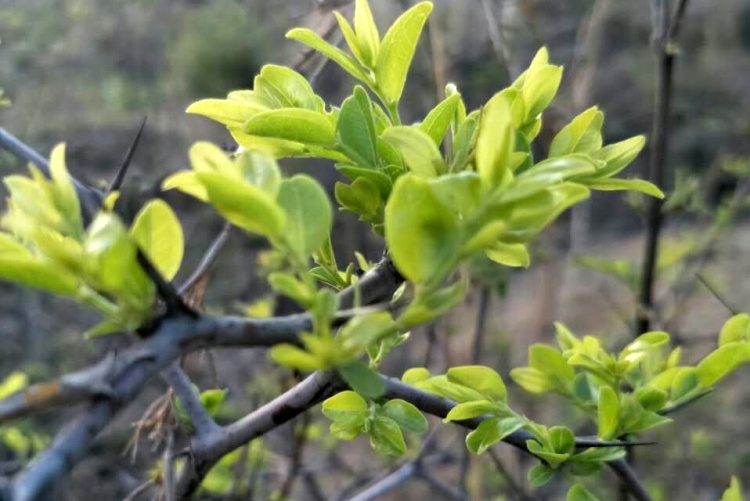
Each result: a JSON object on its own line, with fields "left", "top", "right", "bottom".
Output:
{"left": 381, "top": 126, "right": 445, "bottom": 177}
{"left": 0, "top": 257, "right": 78, "bottom": 296}
{"left": 485, "top": 242, "right": 530, "bottom": 268}
{"left": 322, "top": 391, "right": 369, "bottom": 424}
{"left": 529, "top": 344, "right": 574, "bottom": 390}
{"left": 697, "top": 342, "right": 750, "bottom": 387}
{"left": 286, "top": 28, "right": 369, "bottom": 83}
{"left": 269, "top": 344, "right": 322, "bottom": 372}
{"left": 476, "top": 93, "right": 514, "bottom": 189}
{"left": 522, "top": 64, "right": 562, "bottom": 119}
{"left": 130, "top": 200, "right": 184, "bottom": 281}
{"left": 509, "top": 367, "right": 556, "bottom": 394}
{"left": 380, "top": 399, "right": 428, "bottom": 434}
{"left": 277, "top": 176, "right": 333, "bottom": 258}
{"left": 597, "top": 386, "right": 619, "bottom": 440}
{"left": 369, "top": 417, "right": 406, "bottom": 456}
{"left": 235, "top": 151, "right": 282, "bottom": 196}
{"left": 719, "top": 313, "right": 750, "bottom": 346}
{"left": 416, "top": 375, "right": 485, "bottom": 403}
{"left": 420, "top": 93, "right": 461, "bottom": 146}
{"left": 721, "top": 477, "right": 744, "bottom": 501}
{"left": 444, "top": 400, "right": 501, "bottom": 422}
{"left": 384, "top": 175, "right": 461, "bottom": 284}
{"left": 527, "top": 464, "right": 554, "bottom": 487}
{"left": 0, "top": 372, "right": 28, "bottom": 400}
{"left": 162, "top": 171, "right": 209, "bottom": 202}
{"left": 549, "top": 426, "right": 575, "bottom": 454}
{"left": 254, "top": 64, "right": 323, "bottom": 111}
{"left": 549, "top": 107, "right": 604, "bottom": 158}
{"left": 402, "top": 368, "right": 431, "bottom": 385}
{"left": 197, "top": 172, "right": 285, "bottom": 237}
{"left": 186, "top": 99, "right": 268, "bottom": 127}
{"left": 375, "top": 2, "right": 433, "bottom": 103}
{"left": 244, "top": 109, "right": 335, "bottom": 145}
{"left": 200, "top": 389, "right": 227, "bottom": 417}
{"left": 591, "top": 136, "right": 647, "bottom": 178}
{"left": 447, "top": 366, "right": 507, "bottom": 402}
{"left": 338, "top": 87, "right": 379, "bottom": 167}
{"left": 354, "top": 0, "right": 380, "bottom": 66}
{"left": 619, "top": 331, "right": 670, "bottom": 365}
{"left": 583, "top": 178, "right": 664, "bottom": 198}
{"left": 526, "top": 439, "right": 570, "bottom": 469}
{"left": 466, "top": 416, "right": 525, "bottom": 454}
{"left": 338, "top": 361, "right": 385, "bottom": 398}
{"left": 567, "top": 484, "right": 602, "bottom": 501}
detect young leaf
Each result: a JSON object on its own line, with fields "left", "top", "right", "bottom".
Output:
{"left": 384, "top": 175, "right": 461, "bottom": 284}
{"left": 721, "top": 477, "right": 744, "bottom": 501}
{"left": 276, "top": 176, "right": 333, "bottom": 258}
{"left": 338, "top": 87, "right": 379, "bottom": 167}
{"left": 380, "top": 399, "right": 428, "bottom": 434}
{"left": 597, "top": 386, "right": 619, "bottom": 440}
{"left": 254, "top": 64, "right": 323, "bottom": 111}
{"left": 696, "top": 342, "right": 750, "bottom": 387}
{"left": 162, "top": 172, "right": 209, "bottom": 202}
{"left": 375, "top": 2, "right": 433, "bottom": 104}
{"left": 369, "top": 416, "right": 406, "bottom": 456}
{"left": 444, "top": 400, "right": 502, "bottom": 423}
{"left": 549, "top": 107, "right": 604, "bottom": 158}
{"left": 583, "top": 178, "right": 664, "bottom": 198}
{"left": 286, "top": 28, "right": 370, "bottom": 83}
{"left": 527, "top": 464, "right": 554, "bottom": 487}
{"left": 485, "top": 242, "right": 530, "bottom": 268}
{"left": 244, "top": 109, "right": 335, "bottom": 146}
{"left": 402, "top": 367, "right": 431, "bottom": 385}
{"left": 466, "top": 416, "right": 525, "bottom": 454}
{"left": 420, "top": 93, "right": 461, "bottom": 146}
{"left": 353, "top": 0, "right": 380, "bottom": 66}
{"left": 0, "top": 257, "right": 78, "bottom": 296}
{"left": 186, "top": 99, "right": 268, "bottom": 127}
{"left": 522, "top": 64, "right": 562, "bottom": 119}
{"left": 446, "top": 366, "right": 507, "bottom": 402}
{"left": 567, "top": 484, "right": 601, "bottom": 501}
{"left": 475, "top": 93, "right": 514, "bottom": 189}
{"left": 269, "top": 344, "right": 322, "bottom": 372}
{"left": 719, "top": 313, "right": 750, "bottom": 346}
{"left": 591, "top": 136, "right": 646, "bottom": 178}
{"left": 381, "top": 126, "right": 445, "bottom": 177}
{"left": 130, "top": 199, "right": 184, "bottom": 281}
{"left": 338, "top": 361, "right": 386, "bottom": 399}
{"left": 322, "top": 391, "right": 369, "bottom": 424}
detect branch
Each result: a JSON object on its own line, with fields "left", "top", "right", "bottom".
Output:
{"left": 162, "top": 363, "right": 219, "bottom": 437}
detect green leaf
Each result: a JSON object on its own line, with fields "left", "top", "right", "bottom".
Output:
{"left": 335, "top": 179, "right": 381, "bottom": 219}
{"left": 286, "top": 28, "right": 370, "bottom": 83}
{"left": 719, "top": 313, "right": 750, "bottom": 346}
{"left": 244, "top": 109, "right": 335, "bottom": 145}
{"left": 447, "top": 366, "right": 507, "bottom": 402}
{"left": 338, "top": 87, "right": 379, "bottom": 167}
{"left": 526, "top": 439, "right": 570, "bottom": 469}
{"left": 567, "top": 484, "right": 601, "bottom": 501}
{"left": 353, "top": 0, "right": 380, "bottom": 66}
{"left": 0, "top": 372, "right": 28, "bottom": 400}
{"left": 369, "top": 417, "right": 406, "bottom": 456}
{"left": 429, "top": 171, "right": 481, "bottom": 220}
{"left": 485, "top": 242, "right": 530, "bottom": 268}
{"left": 597, "top": 386, "right": 619, "bottom": 440}
{"left": 591, "top": 136, "right": 646, "bottom": 178}
{"left": 385, "top": 175, "right": 461, "bottom": 284}
{"left": 380, "top": 399, "right": 428, "bottom": 434}
{"left": 721, "top": 477, "right": 744, "bottom": 501}
{"left": 583, "top": 178, "right": 664, "bottom": 198}
{"left": 200, "top": 389, "right": 227, "bottom": 417}
{"left": 186, "top": 99, "right": 268, "bottom": 127}
{"left": 235, "top": 151, "right": 282, "bottom": 196}
{"left": 444, "top": 400, "right": 502, "bottom": 422}
{"left": 635, "top": 386, "right": 668, "bottom": 412}
{"left": 450, "top": 110, "right": 480, "bottom": 171}
{"left": 381, "top": 126, "right": 445, "bottom": 177}
{"left": 476, "top": 93, "right": 514, "bottom": 189}
{"left": 670, "top": 368, "right": 700, "bottom": 402}
{"left": 0, "top": 257, "right": 78, "bottom": 296}
{"left": 277, "top": 176, "right": 333, "bottom": 258}
{"left": 420, "top": 93, "right": 461, "bottom": 146}
{"left": 130, "top": 200, "right": 184, "bottom": 281}
{"left": 510, "top": 367, "right": 556, "bottom": 394}
{"left": 521, "top": 64, "right": 562, "bottom": 119}
{"left": 402, "top": 368, "right": 431, "bottom": 385}
{"left": 375, "top": 2, "right": 433, "bottom": 103}
{"left": 339, "top": 311, "right": 394, "bottom": 351}
{"left": 549, "top": 426, "right": 575, "bottom": 454}
{"left": 416, "top": 375, "right": 485, "bottom": 403}
{"left": 322, "top": 390, "right": 369, "bottom": 424}
{"left": 466, "top": 416, "right": 525, "bottom": 454}
{"left": 338, "top": 361, "right": 386, "bottom": 398}
{"left": 162, "top": 171, "right": 209, "bottom": 202}
{"left": 197, "top": 172, "right": 285, "bottom": 237}
{"left": 619, "top": 331, "right": 670, "bottom": 366}
{"left": 269, "top": 344, "right": 322, "bottom": 372}
{"left": 527, "top": 464, "right": 554, "bottom": 487}
{"left": 549, "top": 107, "right": 603, "bottom": 157}
{"left": 337, "top": 165, "right": 392, "bottom": 197}
{"left": 254, "top": 64, "right": 323, "bottom": 111}
{"left": 268, "top": 273, "right": 315, "bottom": 307}
{"left": 528, "top": 344, "right": 574, "bottom": 391}
{"left": 696, "top": 342, "right": 750, "bottom": 387}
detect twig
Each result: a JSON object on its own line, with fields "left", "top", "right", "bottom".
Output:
{"left": 122, "top": 480, "right": 155, "bottom": 501}
{"left": 162, "top": 363, "right": 219, "bottom": 437}
{"left": 487, "top": 448, "right": 534, "bottom": 501}
{"left": 162, "top": 430, "right": 175, "bottom": 501}
{"left": 696, "top": 273, "right": 738, "bottom": 315}
{"left": 344, "top": 462, "right": 418, "bottom": 501}
{"left": 178, "top": 223, "right": 231, "bottom": 296}
{"left": 106, "top": 117, "right": 147, "bottom": 194}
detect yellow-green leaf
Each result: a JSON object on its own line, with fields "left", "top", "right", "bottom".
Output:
{"left": 130, "top": 199, "right": 184, "bottom": 281}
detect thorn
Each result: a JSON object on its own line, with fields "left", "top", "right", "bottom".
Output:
{"left": 107, "top": 117, "right": 147, "bottom": 195}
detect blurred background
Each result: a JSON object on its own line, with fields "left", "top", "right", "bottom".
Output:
{"left": 2, "top": 0, "right": 750, "bottom": 499}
